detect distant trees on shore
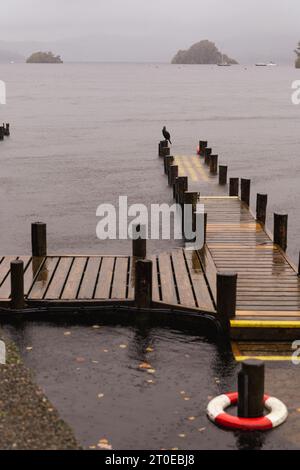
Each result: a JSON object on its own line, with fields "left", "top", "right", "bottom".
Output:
{"left": 26, "top": 51, "right": 63, "bottom": 64}
{"left": 171, "top": 40, "right": 238, "bottom": 65}
{"left": 295, "top": 42, "right": 300, "bottom": 68}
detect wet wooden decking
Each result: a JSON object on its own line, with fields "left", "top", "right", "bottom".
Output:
{"left": 0, "top": 250, "right": 215, "bottom": 312}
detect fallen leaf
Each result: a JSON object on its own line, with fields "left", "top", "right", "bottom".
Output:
{"left": 188, "top": 416, "right": 196, "bottom": 421}
{"left": 178, "top": 433, "right": 186, "bottom": 438}
{"left": 146, "top": 347, "right": 154, "bottom": 353}
{"left": 198, "top": 427, "right": 206, "bottom": 432}
{"left": 146, "top": 379, "right": 155, "bottom": 384}
{"left": 180, "top": 391, "right": 186, "bottom": 395}
{"left": 119, "top": 344, "right": 127, "bottom": 349}
{"left": 103, "top": 349, "right": 109, "bottom": 353}
{"left": 171, "top": 448, "right": 179, "bottom": 451}
{"left": 97, "top": 393, "right": 104, "bottom": 399}
{"left": 75, "top": 357, "right": 85, "bottom": 363}
{"left": 26, "top": 347, "right": 33, "bottom": 351}
{"left": 92, "top": 360, "right": 99, "bottom": 364}
{"left": 139, "top": 362, "right": 152, "bottom": 370}
{"left": 184, "top": 397, "right": 190, "bottom": 401}
{"left": 92, "top": 325, "right": 100, "bottom": 329}
{"left": 64, "top": 331, "right": 71, "bottom": 336}
{"left": 89, "top": 445, "right": 96, "bottom": 450}
{"left": 147, "top": 369, "right": 156, "bottom": 374}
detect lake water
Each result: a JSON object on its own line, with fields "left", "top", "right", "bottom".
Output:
{"left": 1, "top": 63, "right": 300, "bottom": 450}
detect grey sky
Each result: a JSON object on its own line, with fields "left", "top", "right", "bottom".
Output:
{"left": 0, "top": 0, "right": 299, "bottom": 62}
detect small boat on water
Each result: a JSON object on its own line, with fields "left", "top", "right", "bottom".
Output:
{"left": 255, "top": 62, "right": 267, "bottom": 66}
{"left": 217, "top": 54, "right": 231, "bottom": 66}
{"left": 255, "top": 61, "right": 277, "bottom": 67}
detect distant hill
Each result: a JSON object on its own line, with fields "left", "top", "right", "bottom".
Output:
{"left": 26, "top": 51, "right": 63, "bottom": 63}
{"left": 0, "top": 48, "right": 24, "bottom": 63}
{"left": 171, "top": 40, "right": 238, "bottom": 65}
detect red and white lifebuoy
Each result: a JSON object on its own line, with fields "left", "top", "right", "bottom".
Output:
{"left": 207, "top": 392, "right": 288, "bottom": 431}
{"left": 196, "top": 146, "right": 200, "bottom": 155}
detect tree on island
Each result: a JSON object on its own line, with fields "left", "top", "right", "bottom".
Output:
{"left": 171, "top": 40, "right": 238, "bottom": 65}
{"left": 26, "top": 51, "right": 63, "bottom": 64}
{"left": 295, "top": 42, "right": 300, "bottom": 68}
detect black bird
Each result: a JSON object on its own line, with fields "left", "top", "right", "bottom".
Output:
{"left": 162, "top": 126, "right": 172, "bottom": 145}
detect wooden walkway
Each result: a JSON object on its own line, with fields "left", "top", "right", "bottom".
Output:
{"left": 0, "top": 250, "right": 215, "bottom": 312}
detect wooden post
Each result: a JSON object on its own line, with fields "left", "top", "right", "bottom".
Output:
{"left": 11, "top": 260, "right": 25, "bottom": 309}
{"left": 241, "top": 178, "right": 251, "bottom": 206}
{"left": 5, "top": 123, "right": 10, "bottom": 136}
{"left": 217, "top": 272, "right": 237, "bottom": 332}
{"left": 199, "top": 140, "right": 208, "bottom": 156}
{"left": 183, "top": 191, "right": 199, "bottom": 241}
{"left": 164, "top": 155, "right": 174, "bottom": 175}
{"left": 229, "top": 178, "right": 239, "bottom": 197}
{"left": 219, "top": 165, "right": 228, "bottom": 185}
{"left": 176, "top": 176, "right": 188, "bottom": 204}
{"left": 204, "top": 148, "right": 212, "bottom": 165}
{"left": 159, "top": 140, "right": 168, "bottom": 156}
{"left": 161, "top": 146, "right": 170, "bottom": 157}
{"left": 210, "top": 155, "right": 218, "bottom": 174}
{"left": 0, "top": 126, "right": 4, "bottom": 141}
{"left": 274, "top": 213, "right": 288, "bottom": 251}
{"left": 238, "top": 360, "right": 265, "bottom": 418}
{"left": 256, "top": 194, "right": 268, "bottom": 225}
{"left": 31, "top": 222, "right": 47, "bottom": 257}
{"left": 298, "top": 253, "right": 300, "bottom": 276}
{"left": 135, "top": 259, "right": 152, "bottom": 308}
{"left": 169, "top": 165, "right": 178, "bottom": 187}
{"left": 204, "top": 212, "right": 208, "bottom": 244}
{"left": 132, "top": 224, "right": 147, "bottom": 259}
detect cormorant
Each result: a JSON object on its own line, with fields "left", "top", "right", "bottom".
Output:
{"left": 162, "top": 126, "right": 172, "bottom": 145}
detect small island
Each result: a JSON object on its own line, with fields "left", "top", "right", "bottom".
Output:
{"left": 171, "top": 40, "right": 238, "bottom": 65}
{"left": 26, "top": 51, "right": 63, "bottom": 64}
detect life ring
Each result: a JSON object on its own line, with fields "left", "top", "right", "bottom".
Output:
{"left": 207, "top": 392, "right": 288, "bottom": 431}
{"left": 196, "top": 146, "right": 200, "bottom": 155}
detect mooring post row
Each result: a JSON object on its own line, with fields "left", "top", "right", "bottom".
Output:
{"left": 216, "top": 272, "right": 238, "bottom": 333}
{"left": 135, "top": 259, "right": 153, "bottom": 308}
{"left": 31, "top": 222, "right": 47, "bottom": 257}
{"left": 229, "top": 177, "right": 239, "bottom": 197}
{"left": 241, "top": 178, "right": 251, "bottom": 206}
{"left": 132, "top": 224, "right": 147, "bottom": 259}
{"left": 256, "top": 193, "right": 268, "bottom": 225}
{"left": 164, "top": 155, "right": 174, "bottom": 175}
{"left": 274, "top": 212, "right": 288, "bottom": 252}
{"left": 219, "top": 165, "right": 228, "bottom": 185}
{"left": 176, "top": 176, "right": 188, "bottom": 205}
{"left": 199, "top": 140, "right": 208, "bottom": 156}
{"left": 11, "top": 260, "right": 25, "bottom": 310}
{"left": 168, "top": 165, "right": 178, "bottom": 187}
{"left": 204, "top": 147, "right": 212, "bottom": 165}
{"left": 238, "top": 359, "right": 265, "bottom": 418}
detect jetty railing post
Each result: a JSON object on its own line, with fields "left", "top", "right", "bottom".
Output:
{"left": 31, "top": 222, "right": 47, "bottom": 257}
{"left": 176, "top": 176, "right": 188, "bottom": 205}
{"left": 159, "top": 139, "right": 168, "bottom": 157}
{"left": 274, "top": 213, "right": 288, "bottom": 252}
{"left": 241, "top": 178, "right": 251, "bottom": 206}
{"left": 204, "top": 148, "right": 212, "bottom": 165}
{"left": 217, "top": 272, "right": 238, "bottom": 332}
{"left": 10, "top": 260, "right": 25, "bottom": 310}
{"left": 0, "top": 126, "right": 4, "bottom": 141}
{"left": 5, "top": 123, "right": 10, "bottom": 137}
{"left": 210, "top": 155, "right": 218, "bottom": 174}
{"left": 183, "top": 191, "right": 199, "bottom": 242}
{"left": 229, "top": 178, "right": 239, "bottom": 197}
{"left": 219, "top": 165, "right": 228, "bottom": 185}
{"left": 256, "top": 194, "right": 268, "bottom": 225}
{"left": 135, "top": 259, "right": 153, "bottom": 308}
{"left": 161, "top": 146, "right": 170, "bottom": 157}
{"left": 132, "top": 224, "right": 147, "bottom": 259}
{"left": 169, "top": 165, "right": 178, "bottom": 187}
{"left": 164, "top": 155, "right": 174, "bottom": 175}
{"left": 238, "top": 359, "right": 265, "bottom": 418}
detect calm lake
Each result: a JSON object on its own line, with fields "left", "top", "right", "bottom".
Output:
{"left": 1, "top": 63, "right": 300, "bottom": 450}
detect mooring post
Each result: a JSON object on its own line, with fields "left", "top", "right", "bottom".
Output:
{"left": 176, "top": 176, "right": 188, "bottom": 205}
{"left": 132, "top": 224, "right": 147, "bottom": 259}
{"left": 31, "top": 222, "right": 47, "bottom": 257}
{"left": 0, "top": 126, "right": 4, "bottom": 141}
{"left": 135, "top": 259, "right": 153, "bottom": 308}
{"left": 10, "top": 260, "right": 25, "bottom": 310}
{"left": 229, "top": 178, "right": 239, "bottom": 197}
{"left": 164, "top": 155, "right": 174, "bottom": 175}
{"left": 298, "top": 253, "right": 300, "bottom": 277}
{"left": 161, "top": 146, "right": 170, "bottom": 157}
{"left": 183, "top": 191, "right": 199, "bottom": 241}
{"left": 204, "top": 148, "right": 212, "bottom": 165}
{"left": 219, "top": 165, "right": 228, "bottom": 185}
{"left": 210, "top": 155, "right": 218, "bottom": 174}
{"left": 159, "top": 139, "right": 168, "bottom": 157}
{"left": 5, "top": 123, "right": 10, "bottom": 137}
{"left": 256, "top": 194, "right": 268, "bottom": 225}
{"left": 241, "top": 178, "right": 251, "bottom": 206}
{"left": 217, "top": 272, "right": 238, "bottom": 332}
{"left": 238, "top": 359, "right": 265, "bottom": 418}
{"left": 199, "top": 140, "right": 208, "bottom": 156}
{"left": 169, "top": 165, "right": 178, "bottom": 187}
{"left": 274, "top": 213, "right": 288, "bottom": 251}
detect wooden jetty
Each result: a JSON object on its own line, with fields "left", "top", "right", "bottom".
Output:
{"left": 1, "top": 138, "right": 300, "bottom": 356}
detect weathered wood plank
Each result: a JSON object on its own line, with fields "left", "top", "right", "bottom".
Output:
{"left": 171, "top": 250, "right": 195, "bottom": 307}
{"left": 94, "top": 257, "right": 115, "bottom": 299}
{"left": 185, "top": 250, "right": 215, "bottom": 311}
{"left": 158, "top": 253, "right": 177, "bottom": 304}
{"left": 61, "top": 257, "right": 87, "bottom": 300}
{"left": 77, "top": 257, "right": 102, "bottom": 300}
{"left": 111, "top": 257, "right": 129, "bottom": 300}
{"left": 28, "top": 257, "right": 60, "bottom": 300}
{"left": 149, "top": 255, "right": 160, "bottom": 301}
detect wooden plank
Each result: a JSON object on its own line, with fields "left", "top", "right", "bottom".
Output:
{"left": 127, "top": 257, "right": 135, "bottom": 300}
{"left": 197, "top": 247, "right": 217, "bottom": 303}
{"left": 158, "top": 253, "right": 177, "bottom": 304}
{"left": 61, "top": 257, "right": 87, "bottom": 300}
{"left": 111, "top": 257, "right": 129, "bottom": 300}
{"left": 28, "top": 257, "right": 60, "bottom": 300}
{"left": 171, "top": 250, "right": 195, "bottom": 307}
{"left": 94, "top": 257, "right": 115, "bottom": 299}
{"left": 77, "top": 257, "right": 102, "bottom": 300}
{"left": 149, "top": 255, "right": 160, "bottom": 301}
{"left": 185, "top": 250, "right": 215, "bottom": 311}
{"left": 45, "top": 257, "right": 74, "bottom": 300}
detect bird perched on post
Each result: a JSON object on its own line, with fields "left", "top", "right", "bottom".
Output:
{"left": 162, "top": 126, "right": 172, "bottom": 145}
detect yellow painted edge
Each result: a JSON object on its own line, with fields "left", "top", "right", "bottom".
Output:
{"left": 231, "top": 319, "right": 300, "bottom": 329}
{"left": 235, "top": 355, "right": 298, "bottom": 362}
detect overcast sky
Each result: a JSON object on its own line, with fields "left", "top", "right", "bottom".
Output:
{"left": 0, "top": 0, "right": 299, "bottom": 62}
